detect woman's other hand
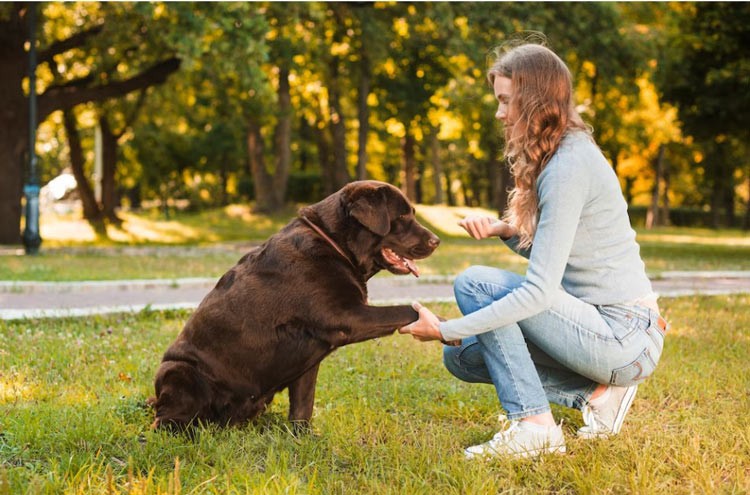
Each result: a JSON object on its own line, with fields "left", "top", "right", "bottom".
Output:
{"left": 458, "top": 216, "right": 516, "bottom": 240}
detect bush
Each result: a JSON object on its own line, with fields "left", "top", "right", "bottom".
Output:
{"left": 628, "top": 205, "right": 746, "bottom": 228}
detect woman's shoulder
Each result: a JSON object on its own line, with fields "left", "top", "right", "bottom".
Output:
{"left": 539, "top": 131, "right": 603, "bottom": 187}
{"left": 558, "top": 129, "right": 597, "bottom": 153}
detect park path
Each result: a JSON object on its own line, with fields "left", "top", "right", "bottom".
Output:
{"left": 1, "top": 271, "right": 750, "bottom": 320}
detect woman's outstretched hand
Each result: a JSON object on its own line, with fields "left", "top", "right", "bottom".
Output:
{"left": 458, "top": 215, "right": 516, "bottom": 240}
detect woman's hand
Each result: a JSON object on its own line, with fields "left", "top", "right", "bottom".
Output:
{"left": 399, "top": 301, "right": 443, "bottom": 342}
{"left": 458, "top": 215, "right": 516, "bottom": 240}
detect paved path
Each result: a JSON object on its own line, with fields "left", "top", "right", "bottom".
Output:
{"left": 1, "top": 271, "right": 749, "bottom": 320}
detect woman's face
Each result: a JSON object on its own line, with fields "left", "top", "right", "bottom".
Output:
{"left": 493, "top": 76, "right": 514, "bottom": 125}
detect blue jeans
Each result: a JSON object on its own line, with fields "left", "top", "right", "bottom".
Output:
{"left": 443, "top": 266, "right": 665, "bottom": 421}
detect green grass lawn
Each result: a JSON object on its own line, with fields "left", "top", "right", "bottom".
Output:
{"left": 2, "top": 205, "right": 750, "bottom": 281}
{"left": 0, "top": 295, "right": 748, "bottom": 493}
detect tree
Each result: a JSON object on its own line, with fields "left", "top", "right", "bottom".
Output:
{"left": 657, "top": 2, "right": 750, "bottom": 228}
{"left": 374, "top": 2, "right": 455, "bottom": 201}
{"left": 0, "top": 3, "right": 180, "bottom": 244}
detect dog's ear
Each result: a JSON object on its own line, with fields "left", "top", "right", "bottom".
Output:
{"left": 349, "top": 187, "right": 391, "bottom": 236}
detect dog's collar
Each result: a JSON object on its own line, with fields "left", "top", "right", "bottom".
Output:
{"left": 300, "top": 215, "right": 356, "bottom": 269}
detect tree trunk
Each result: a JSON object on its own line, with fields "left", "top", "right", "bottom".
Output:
{"left": 430, "top": 128, "right": 443, "bottom": 205}
{"left": 489, "top": 155, "right": 509, "bottom": 216}
{"left": 316, "top": 120, "right": 335, "bottom": 196}
{"left": 646, "top": 144, "right": 665, "bottom": 230}
{"left": 272, "top": 63, "right": 293, "bottom": 207}
{"left": 63, "top": 110, "right": 102, "bottom": 224}
{"left": 247, "top": 119, "right": 276, "bottom": 212}
{"left": 401, "top": 128, "right": 417, "bottom": 201}
{"left": 0, "top": 6, "right": 29, "bottom": 244}
{"left": 444, "top": 166, "right": 454, "bottom": 207}
{"left": 0, "top": 125, "right": 25, "bottom": 244}
{"left": 98, "top": 115, "right": 121, "bottom": 223}
{"left": 660, "top": 151, "right": 671, "bottom": 227}
{"left": 709, "top": 141, "right": 733, "bottom": 228}
{"left": 328, "top": 57, "right": 350, "bottom": 192}
{"left": 356, "top": 53, "right": 371, "bottom": 181}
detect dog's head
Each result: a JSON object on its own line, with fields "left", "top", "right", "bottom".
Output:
{"left": 302, "top": 181, "right": 440, "bottom": 278}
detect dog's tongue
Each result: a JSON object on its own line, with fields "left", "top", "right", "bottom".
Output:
{"left": 404, "top": 257, "right": 419, "bottom": 278}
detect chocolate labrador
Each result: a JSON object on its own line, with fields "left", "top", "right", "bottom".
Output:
{"left": 151, "top": 180, "right": 440, "bottom": 431}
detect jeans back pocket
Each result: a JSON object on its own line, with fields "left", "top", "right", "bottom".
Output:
{"left": 610, "top": 346, "right": 659, "bottom": 386}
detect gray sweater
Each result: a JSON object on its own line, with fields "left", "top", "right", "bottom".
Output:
{"left": 440, "top": 131, "right": 653, "bottom": 340}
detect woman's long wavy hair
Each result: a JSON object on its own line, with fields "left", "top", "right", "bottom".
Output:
{"left": 488, "top": 43, "right": 589, "bottom": 248}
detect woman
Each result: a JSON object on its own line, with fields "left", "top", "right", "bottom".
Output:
{"left": 400, "top": 42, "right": 667, "bottom": 459}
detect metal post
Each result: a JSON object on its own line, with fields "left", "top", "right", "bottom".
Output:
{"left": 22, "top": 4, "right": 41, "bottom": 255}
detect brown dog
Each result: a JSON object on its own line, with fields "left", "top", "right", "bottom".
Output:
{"left": 151, "top": 180, "right": 439, "bottom": 431}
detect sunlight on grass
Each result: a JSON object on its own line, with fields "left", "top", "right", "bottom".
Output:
{"left": 40, "top": 217, "right": 98, "bottom": 243}
{"left": 0, "top": 371, "right": 39, "bottom": 403}
{"left": 107, "top": 213, "right": 207, "bottom": 244}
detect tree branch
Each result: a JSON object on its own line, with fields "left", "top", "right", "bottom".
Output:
{"left": 38, "top": 57, "right": 181, "bottom": 121}
{"left": 38, "top": 24, "right": 104, "bottom": 67}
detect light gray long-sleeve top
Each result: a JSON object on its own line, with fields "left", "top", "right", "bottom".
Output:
{"left": 439, "top": 131, "right": 654, "bottom": 341}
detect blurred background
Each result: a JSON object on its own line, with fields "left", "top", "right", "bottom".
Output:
{"left": 2, "top": 2, "right": 749, "bottom": 245}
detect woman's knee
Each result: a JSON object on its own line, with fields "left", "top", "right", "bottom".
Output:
{"left": 442, "top": 338, "right": 492, "bottom": 383}
{"left": 454, "top": 266, "right": 523, "bottom": 314}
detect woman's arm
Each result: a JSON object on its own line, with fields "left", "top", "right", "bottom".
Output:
{"left": 439, "top": 154, "right": 591, "bottom": 341}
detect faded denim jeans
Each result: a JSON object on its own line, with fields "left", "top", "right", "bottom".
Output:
{"left": 443, "top": 266, "right": 665, "bottom": 421}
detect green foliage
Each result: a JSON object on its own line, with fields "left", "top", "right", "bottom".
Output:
{"left": 5, "top": 1, "right": 747, "bottom": 238}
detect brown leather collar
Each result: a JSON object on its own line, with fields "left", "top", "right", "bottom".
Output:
{"left": 300, "top": 215, "right": 356, "bottom": 269}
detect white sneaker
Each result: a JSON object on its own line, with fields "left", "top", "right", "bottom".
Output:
{"left": 464, "top": 420, "right": 566, "bottom": 459}
{"left": 577, "top": 385, "right": 638, "bottom": 439}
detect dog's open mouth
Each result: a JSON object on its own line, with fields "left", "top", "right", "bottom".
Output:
{"left": 381, "top": 247, "right": 420, "bottom": 277}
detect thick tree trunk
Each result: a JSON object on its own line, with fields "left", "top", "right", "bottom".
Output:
{"left": 0, "top": 6, "right": 29, "bottom": 244}
{"left": 63, "top": 110, "right": 102, "bottom": 224}
{"left": 0, "top": 135, "right": 24, "bottom": 244}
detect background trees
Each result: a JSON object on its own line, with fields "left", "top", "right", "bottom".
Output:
{"left": 3, "top": 1, "right": 748, "bottom": 244}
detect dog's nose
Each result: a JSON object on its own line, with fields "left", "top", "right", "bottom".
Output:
{"left": 428, "top": 235, "right": 440, "bottom": 248}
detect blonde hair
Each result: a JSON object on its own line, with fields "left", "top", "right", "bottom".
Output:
{"left": 488, "top": 42, "right": 589, "bottom": 248}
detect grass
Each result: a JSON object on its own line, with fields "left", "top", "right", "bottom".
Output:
{"left": 2, "top": 204, "right": 750, "bottom": 281}
{"left": 0, "top": 296, "right": 748, "bottom": 493}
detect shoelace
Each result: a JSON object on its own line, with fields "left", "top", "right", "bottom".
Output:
{"left": 490, "top": 421, "right": 521, "bottom": 445}
{"left": 580, "top": 404, "right": 603, "bottom": 432}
